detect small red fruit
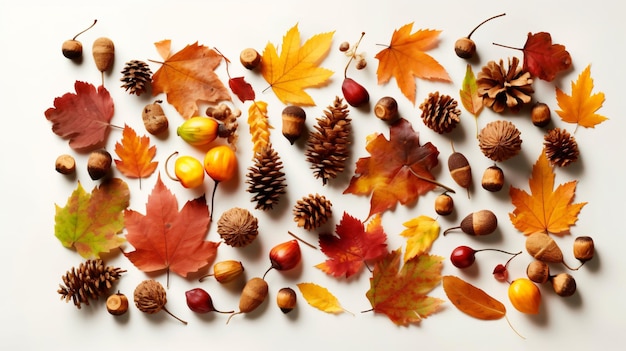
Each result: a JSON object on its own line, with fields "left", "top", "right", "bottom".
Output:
{"left": 342, "top": 78, "right": 369, "bottom": 107}
{"left": 263, "top": 240, "right": 301, "bottom": 278}
{"left": 450, "top": 245, "right": 521, "bottom": 269}
{"left": 492, "top": 264, "right": 508, "bottom": 282}
{"left": 185, "top": 288, "right": 231, "bottom": 314}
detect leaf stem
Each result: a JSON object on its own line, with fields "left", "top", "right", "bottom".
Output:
{"left": 407, "top": 167, "right": 456, "bottom": 194}
{"left": 162, "top": 306, "right": 188, "bottom": 325}
{"left": 72, "top": 19, "right": 97, "bottom": 40}
{"left": 210, "top": 181, "right": 219, "bottom": 222}
{"left": 492, "top": 42, "right": 522, "bottom": 51}
{"left": 467, "top": 13, "right": 506, "bottom": 39}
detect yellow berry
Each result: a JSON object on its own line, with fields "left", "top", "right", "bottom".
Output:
{"left": 508, "top": 278, "right": 541, "bottom": 314}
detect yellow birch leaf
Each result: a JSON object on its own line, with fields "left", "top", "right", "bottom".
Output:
{"left": 297, "top": 282, "right": 346, "bottom": 314}
{"left": 400, "top": 215, "right": 440, "bottom": 262}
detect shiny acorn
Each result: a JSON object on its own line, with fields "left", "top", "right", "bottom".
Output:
{"left": 263, "top": 240, "right": 301, "bottom": 279}
{"left": 276, "top": 287, "right": 297, "bottom": 313}
{"left": 199, "top": 260, "right": 245, "bottom": 284}
{"left": 281, "top": 106, "right": 306, "bottom": 145}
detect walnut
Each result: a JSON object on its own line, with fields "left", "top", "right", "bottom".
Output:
{"left": 478, "top": 120, "right": 522, "bottom": 162}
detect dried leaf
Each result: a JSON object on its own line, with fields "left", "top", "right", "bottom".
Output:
{"left": 229, "top": 76, "right": 255, "bottom": 103}
{"left": 400, "top": 215, "right": 440, "bottom": 262}
{"left": 54, "top": 178, "right": 129, "bottom": 258}
{"left": 261, "top": 24, "right": 334, "bottom": 106}
{"left": 523, "top": 32, "right": 572, "bottom": 82}
{"left": 459, "top": 64, "right": 483, "bottom": 137}
{"left": 297, "top": 282, "right": 346, "bottom": 314}
{"left": 442, "top": 275, "right": 506, "bottom": 320}
{"left": 44, "top": 81, "right": 114, "bottom": 152}
{"left": 509, "top": 149, "right": 587, "bottom": 236}
{"left": 555, "top": 64, "right": 608, "bottom": 128}
{"left": 375, "top": 23, "right": 451, "bottom": 104}
{"left": 114, "top": 125, "right": 158, "bottom": 187}
{"left": 248, "top": 101, "right": 272, "bottom": 154}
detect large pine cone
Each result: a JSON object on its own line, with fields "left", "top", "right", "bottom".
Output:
{"left": 120, "top": 60, "right": 153, "bottom": 96}
{"left": 477, "top": 57, "right": 534, "bottom": 113}
{"left": 544, "top": 128, "right": 579, "bottom": 167}
{"left": 58, "top": 259, "right": 126, "bottom": 309}
{"left": 246, "top": 145, "right": 287, "bottom": 210}
{"left": 419, "top": 92, "right": 461, "bottom": 134}
{"left": 293, "top": 193, "right": 332, "bottom": 231}
{"left": 478, "top": 120, "right": 522, "bottom": 162}
{"left": 305, "top": 96, "right": 351, "bottom": 185}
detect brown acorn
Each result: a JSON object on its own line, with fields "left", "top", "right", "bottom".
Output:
{"left": 199, "top": 260, "right": 245, "bottom": 284}
{"left": 276, "top": 287, "right": 297, "bottom": 313}
{"left": 444, "top": 210, "right": 497, "bottom": 236}
{"left": 87, "top": 149, "right": 112, "bottom": 180}
{"left": 62, "top": 19, "right": 97, "bottom": 60}
{"left": 573, "top": 236, "right": 594, "bottom": 262}
{"left": 227, "top": 277, "right": 269, "bottom": 324}
{"left": 551, "top": 273, "right": 576, "bottom": 297}
{"left": 106, "top": 291, "right": 129, "bottom": 316}
{"left": 374, "top": 96, "right": 399, "bottom": 123}
{"left": 434, "top": 193, "right": 454, "bottom": 216}
{"left": 454, "top": 13, "right": 506, "bottom": 59}
{"left": 531, "top": 102, "right": 551, "bottom": 127}
{"left": 282, "top": 106, "right": 306, "bottom": 144}
{"left": 55, "top": 154, "right": 76, "bottom": 175}
{"left": 481, "top": 165, "right": 504, "bottom": 192}
{"left": 448, "top": 151, "right": 471, "bottom": 197}
{"left": 526, "top": 260, "right": 550, "bottom": 284}
{"left": 240, "top": 48, "right": 261, "bottom": 70}
{"left": 92, "top": 37, "right": 115, "bottom": 72}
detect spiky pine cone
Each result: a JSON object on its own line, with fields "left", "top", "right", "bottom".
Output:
{"left": 57, "top": 259, "right": 126, "bottom": 309}
{"left": 478, "top": 120, "right": 522, "bottom": 162}
{"left": 246, "top": 145, "right": 286, "bottom": 210}
{"left": 293, "top": 193, "right": 332, "bottom": 230}
{"left": 544, "top": 128, "right": 579, "bottom": 167}
{"left": 305, "top": 96, "right": 351, "bottom": 185}
{"left": 120, "top": 60, "right": 153, "bottom": 96}
{"left": 419, "top": 92, "right": 461, "bottom": 134}
{"left": 477, "top": 57, "right": 534, "bottom": 113}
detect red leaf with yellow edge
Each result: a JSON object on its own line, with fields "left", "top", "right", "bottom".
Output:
{"left": 523, "top": 32, "right": 572, "bottom": 82}
{"left": 556, "top": 64, "right": 608, "bottom": 128}
{"left": 366, "top": 249, "right": 444, "bottom": 326}
{"left": 124, "top": 175, "right": 219, "bottom": 286}
{"left": 375, "top": 23, "right": 451, "bottom": 104}
{"left": 316, "top": 212, "right": 388, "bottom": 278}
{"left": 509, "top": 149, "right": 587, "bottom": 236}
{"left": 114, "top": 125, "right": 158, "bottom": 188}
{"left": 442, "top": 275, "right": 506, "bottom": 320}
{"left": 344, "top": 118, "right": 440, "bottom": 218}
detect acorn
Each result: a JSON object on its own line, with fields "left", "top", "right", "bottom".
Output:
{"left": 87, "top": 149, "right": 112, "bottom": 180}
{"left": 93, "top": 37, "right": 115, "bottom": 72}
{"left": 374, "top": 96, "right": 399, "bottom": 123}
{"left": 142, "top": 100, "right": 169, "bottom": 135}
{"left": 282, "top": 106, "right": 306, "bottom": 144}
{"left": 573, "top": 236, "right": 594, "bottom": 262}
{"left": 531, "top": 102, "right": 551, "bottom": 127}
{"left": 106, "top": 291, "right": 129, "bottom": 315}
{"left": 454, "top": 13, "right": 506, "bottom": 59}
{"left": 434, "top": 193, "right": 454, "bottom": 216}
{"left": 62, "top": 20, "right": 97, "bottom": 60}
{"left": 276, "top": 287, "right": 297, "bottom": 314}
{"left": 199, "top": 260, "right": 245, "bottom": 284}
{"left": 448, "top": 151, "right": 472, "bottom": 197}
{"left": 444, "top": 210, "right": 497, "bottom": 236}
{"left": 240, "top": 48, "right": 261, "bottom": 70}
{"left": 551, "top": 273, "right": 576, "bottom": 297}
{"left": 55, "top": 154, "right": 76, "bottom": 175}
{"left": 481, "top": 165, "right": 504, "bottom": 192}
{"left": 526, "top": 260, "right": 550, "bottom": 284}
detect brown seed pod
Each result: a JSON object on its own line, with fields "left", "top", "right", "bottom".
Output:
{"left": 227, "top": 277, "right": 269, "bottom": 324}
{"left": 240, "top": 48, "right": 261, "bottom": 70}
{"left": 526, "top": 260, "right": 550, "bottom": 284}
{"left": 525, "top": 233, "right": 578, "bottom": 270}
{"left": 142, "top": 100, "right": 169, "bottom": 135}
{"left": 92, "top": 37, "right": 115, "bottom": 72}
{"left": 217, "top": 207, "right": 259, "bottom": 247}
{"left": 106, "top": 291, "right": 129, "bottom": 316}
{"left": 374, "top": 96, "right": 399, "bottom": 123}
{"left": 434, "top": 193, "right": 454, "bottom": 216}
{"left": 531, "top": 102, "right": 551, "bottom": 127}
{"left": 551, "top": 273, "right": 576, "bottom": 297}
{"left": 444, "top": 210, "right": 497, "bottom": 236}
{"left": 276, "top": 287, "right": 297, "bottom": 313}
{"left": 573, "top": 236, "right": 594, "bottom": 262}
{"left": 448, "top": 151, "right": 472, "bottom": 197}
{"left": 55, "top": 154, "right": 76, "bottom": 175}
{"left": 134, "top": 279, "right": 187, "bottom": 324}
{"left": 481, "top": 165, "right": 504, "bottom": 192}
{"left": 199, "top": 260, "right": 245, "bottom": 284}
{"left": 87, "top": 149, "right": 112, "bottom": 180}
{"left": 282, "top": 106, "right": 306, "bottom": 144}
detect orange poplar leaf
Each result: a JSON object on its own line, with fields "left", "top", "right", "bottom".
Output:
{"left": 151, "top": 42, "right": 231, "bottom": 118}
{"left": 375, "top": 23, "right": 451, "bottom": 104}
{"left": 555, "top": 64, "right": 608, "bottom": 128}
{"left": 442, "top": 275, "right": 506, "bottom": 320}
{"left": 509, "top": 149, "right": 587, "bottom": 236}
{"left": 114, "top": 125, "right": 158, "bottom": 188}
{"left": 261, "top": 24, "right": 334, "bottom": 106}
{"left": 366, "top": 249, "right": 444, "bottom": 326}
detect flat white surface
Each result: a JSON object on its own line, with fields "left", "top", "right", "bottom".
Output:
{"left": 1, "top": 1, "right": 624, "bottom": 350}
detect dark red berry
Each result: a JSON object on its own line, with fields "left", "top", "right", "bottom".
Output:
{"left": 450, "top": 245, "right": 476, "bottom": 268}
{"left": 185, "top": 288, "right": 217, "bottom": 313}
{"left": 342, "top": 78, "right": 369, "bottom": 107}
{"left": 493, "top": 264, "right": 508, "bottom": 282}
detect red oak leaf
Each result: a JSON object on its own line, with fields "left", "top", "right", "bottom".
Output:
{"left": 229, "top": 76, "right": 255, "bottom": 103}
{"left": 44, "top": 81, "right": 114, "bottom": 152}
{"left": 523, "top": 32, "right": 572, "bottom": 81}
{"left": 343, "top": 118, "right": 440, "bottom": 218}
{"left": 316, "top": 212, "right": 388, "bottom": 278}
{"left": 123, "top": 175, "right": 219, "bottom": 286}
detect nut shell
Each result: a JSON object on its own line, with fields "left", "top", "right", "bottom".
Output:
{"left": 573, "top": 236, "right": 594, "bottom": 262}
{"left": 478, "top": 120, "right": 522, "bottom": 162}
{"left": 526, "top": 260, "right": 550, "bottom": 284}
{"left": 217, "top": 207, "right": 259, "bottom": 247}
{"left": 551, "top": 273, "right": 576, "bottom": 297}
{"left": 92, "top": 37, "right": 115, "bottom": 72}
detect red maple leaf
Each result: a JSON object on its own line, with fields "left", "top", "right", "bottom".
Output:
{"left": 44, "top": 81, "right": 114, "bottom": 152}
{"left": 316, "top": 212, "right": 388, "bottom": 278}
{"left": 123, "top": 175, "right": 219, "bottom": 286}
{"left": 523, "top": 32, "right": 572, "bottom": 81}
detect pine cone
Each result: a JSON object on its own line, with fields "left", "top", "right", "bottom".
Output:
{"left": 217, "top": 207, "right": 259, "bottom": 247}
{"left": 120, "top": 60, "right": 153, "bottom": 96}
{"left": 293, "top": 193, "right": 332, "bottom": 230}
{"left": 478, "top": 120, "right": 522, "bottom": 162}
{"left": 477, "top": 57, "right": 534, "bottom": 113}
{"left": 305, "top": 96, "right": 351, "bottom": 184}
{"left": 544, "top": 128, "right": 579, "bottom": 167}
{"left": 419, "top": 92, "right": 461, "bottom": 134}
{"left": 246, "top": 145, "right": 287, "bottom": 210}
{"left": 57, "top": 259, "right": 126, "bottom": 309}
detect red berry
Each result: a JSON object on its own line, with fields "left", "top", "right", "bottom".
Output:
{"left": 450, "top": 245, "right": 476, "bottom": 268}
{"left": 493, "top": 264, "right": 508, "bottom": 282}
{"left": 185, "top": 288, "right": 217, "bottom": 313}
{"left": 264, "top": 240, "right": 302, "bottom": 278}
{"left": 342, "top": 78, "right": 369, "bottom": 107}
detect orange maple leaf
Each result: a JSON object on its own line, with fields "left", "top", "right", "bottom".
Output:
{"left": 509, "top": 149, "right": 587, "bottom": 236}
{"left": 261, "top": 24, "right": 334, "bottom": 106}
{"left": 114, "top": 125, "right": 158, "bottom": 188}
{"left": 375, "top": 23, "right": 451, "bottom": 104}
{"left": 151, "top": 41, "right": 231, "bottom": 118}
{"left": 556, "top": 64, "right": 608, "bottom": 128}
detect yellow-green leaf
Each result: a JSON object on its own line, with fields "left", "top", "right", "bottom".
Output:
{"left": 400, "top": 215, "right": 440, "bottom": 262}
{"left": 459, "top": 64, "right": 483, "bottom": 137}
{"left": 297, "top": 282, "right": 346, "bottom": 314}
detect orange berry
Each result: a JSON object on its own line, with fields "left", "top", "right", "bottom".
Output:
{"left": 508, "top": 278, "right": 541, "bottom": 314}
{"left": 204, "top": 145, "right": 237, "bottom": 182}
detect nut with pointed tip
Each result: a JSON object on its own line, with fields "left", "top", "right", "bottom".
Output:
{"left": 264, "top": 240, "right": 301, "bottom": 279}
{"left": 282, "top": 106, "right": 306, "bottom": 145}
{"left": 444, "top": 210, "right": 497, "bottom": 236}
{"left": 276, "top": 287, "right": 297, "bottom": 313}
{"left": 448, "top": 151, "right": 472, "bottom": 196}
{"left": 92, "top": 37, "right": 115, "bottom": 72}
{"left": 374, "top": 96, "right": 399, "bottom": 123}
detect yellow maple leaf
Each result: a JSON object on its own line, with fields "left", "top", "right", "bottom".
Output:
{"left": 555, "top": 64, "right": 608, "bottom": 128}
{"left": 400, "top": 215, "right": 440, "bottom": 262}
{"left": 261, "top": 24, "right": 334, "bottom": 106}
{"left": 509, "top": 149, "right": 587, "bottom": 236}
{"left": 297, "top": 282, "right": 349, "bottom": 314}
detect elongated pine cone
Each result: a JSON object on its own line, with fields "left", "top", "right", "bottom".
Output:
{"left": 544, "top": 128, "right": 579, "bottom": 167}
{"left": 134, "top": 279, "right": 167, "bottom": 314}
{"left": 217, "top": 207, "right": 259, "bottom": 247}
{"left": 305, "top": 96, "right": 351, "bottom": 184}
{"left": 478, "top": 120, "right": 522, "bottom": 162}
{"left": 246, "top": 145, "right": 287, "bottom": 210}
{"left": 419, "top": 92, "right": 461, "bottom": 134}
{"left": 477, "top": 57, "right": 534, "bottom": 113}
{"left": 120, "top": 60, "right": 153, "bottom": 96}
{"left": 293, "top": 193, "right": 332, "bottom": 230}
{"left": 58, "top": 259, "right": 126, "bottom": 309}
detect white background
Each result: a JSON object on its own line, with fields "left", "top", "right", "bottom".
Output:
{"left": 1, "top": 0, "right": 624, "bottom": 350}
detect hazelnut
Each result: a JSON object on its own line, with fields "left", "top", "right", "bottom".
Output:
{"left": 551, "top": 273, "right": 576, "bottom": 297}
{"left": 526, "top": 260, "right": 550, "bottom": 284}
{"left": 573, "top": 236, "right": 594, "bottom": 262}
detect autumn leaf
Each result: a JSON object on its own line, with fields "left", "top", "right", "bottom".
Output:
{"left": 375, "top": 23, "right": 451, "bottom": 104}
{"left": 123, "top": 175, "right": 219, "bottom": 286}
{"left": 261, "top": 24, "right": 334, "bottom": 106}
{"left": 54, "top": 178, "right": 129, "bottom": 258}
{"left": 344, "top": 118, "right": 440, "bottom": 218}
{"left": 229, "top": 77, "right": 255, "bottom": 103}
{"left": 297, "top": 282, "right": 348, "bottom": 314}
{"left": 509, "top": 149, "right": 587, "bottom": 236}
{"left": 459, "top": 64, "right": 483, "bottom": 137}
{"left": 44, "top": 81, "right": 114, "bottom": 152}
{"left": 442, "top": 275, "right": 506, "bottom": 320}
{"left": 556, "top": 64, "right": 608, "bottom": 128}
{"left": 248, "top": 100, "right": 272, "bottom": 154}
{"left": 400, "top": 215, "right": 440, "bottom": 262}
{"left": 114, "top": 125, "right": 158, "bottom": 188}
{"left": 366, "top": 249, "right": 444, "bottom": 326}
{"left": 316, "top": 212, "right": 388, "bottom": 278}
{"left": 151, "top": 41, "right": 231, "bottom": 119}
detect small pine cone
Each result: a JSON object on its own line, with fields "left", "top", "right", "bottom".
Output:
{"left": 478, "top": 120, "right": 522, "bottom": 162}
{"left": 246, "top": 145, "right": 287, "bottom": 210}
{"left": 217, "top": 207, "right": 259, "bottom": 247}
{"left": 120, "top": 60, "right": 153, "bottom": 96}
{"left": 419, "top": 92, "right": 461, "bottom": 134}
{"left": 133, "top": 279, "right": 167, "bottom": 314}
{"left": 57, "top": 259, "right": 126, "bottom": 309}
{"left": 293, "top": 193, "right": 332, "bottom": 230}
{"left": 305, "top": 96, "right": 351, "bottom": 185}
{"left": 544, "top": 128, "right": 579, "bottom": 167}
{"left": 477, "top": 57, "right": 534, "bottom": 113}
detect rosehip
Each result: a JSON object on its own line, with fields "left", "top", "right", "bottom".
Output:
{"left": 263, "top": 240, "right": 301, "bottom": 279}
{"left": 450, "top": 245, "right": 520, "bottom": 269}
{"left": 492, "top": 264, "right": 508, "bottom": 282}
{"left": 185, "top": 288, "right": 231, "bottom": 314}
